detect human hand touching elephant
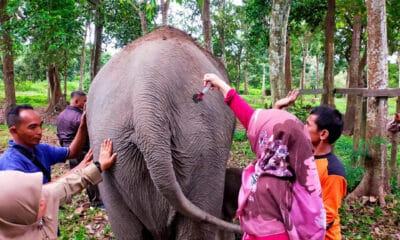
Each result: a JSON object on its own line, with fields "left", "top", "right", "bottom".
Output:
{"left": 74, "top": 139, "right": 116, "bottom": 172}
{"left": 203, "top": 73, "right": 232, "bottom": 98}
{"left": 98, "top": 138, "right": 117, "bottom": 171}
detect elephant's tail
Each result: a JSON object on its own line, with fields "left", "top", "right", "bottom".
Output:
{"left": 168, "top": 181, "right": 242, "bottom": 233}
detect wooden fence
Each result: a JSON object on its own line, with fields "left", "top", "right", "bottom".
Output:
{"left": 298, "top": 87, "right": 400, "bottom": 181}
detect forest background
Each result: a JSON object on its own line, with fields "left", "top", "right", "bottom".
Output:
{"left": 1, "top": 0, "right": 400, "bottom": 239}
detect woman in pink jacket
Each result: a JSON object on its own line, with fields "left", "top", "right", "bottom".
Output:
{"left": 203, "top": 73, "right": 326, "bottom": 240}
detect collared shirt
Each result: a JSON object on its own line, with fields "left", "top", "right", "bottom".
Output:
{"left": 0, "top": 141, "right": 68, "bottom": 183}
{"left": 315, "top": 152, "right": 347, "bottom": 240}
{"left": 56, "top": 105, "right": 83, "bottom": 147}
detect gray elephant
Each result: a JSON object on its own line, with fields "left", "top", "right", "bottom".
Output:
{"left": 86, "top": 26, "right": 241, "bottom": 239}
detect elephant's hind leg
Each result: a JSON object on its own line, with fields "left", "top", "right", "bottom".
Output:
{"left": 99, "top": 183, "right": 145, "bottom": 240}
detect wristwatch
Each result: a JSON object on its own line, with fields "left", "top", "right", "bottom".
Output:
{"left": 94, "top": 161, "right": 102, "bottom": 173}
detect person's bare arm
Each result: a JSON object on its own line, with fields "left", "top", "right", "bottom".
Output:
{"left": 203, "top": 73, "right": 232, "bottom": 98}
{"left": 67, "top": 111, "right": 88, "bottom": 159}
{"left": 273, "top": 90, "right": 300, "bottom": 109}
{"left": 44, "top": 139, "right": 117, "bottom": 205}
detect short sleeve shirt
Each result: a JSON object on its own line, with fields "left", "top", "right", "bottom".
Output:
{"left": 0, "top": 141, "right": 68, "bottom": 183}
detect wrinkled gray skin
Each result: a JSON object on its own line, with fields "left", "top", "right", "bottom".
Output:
{"left": 86, "top": 26, "right": 239, "bottom": 239}
{"left": 217, "top": 168, "right": 243, "bottom": 240}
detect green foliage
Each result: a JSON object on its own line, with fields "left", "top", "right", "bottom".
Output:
{"left": 286, "top": 100, "right": 316, "bottom": 122}
{"left": 233, "top": 129, "right": 247, "bottom": 141}
{"left": 104, "top": 0, "right": 143, "bottom": 48}
{"left": 22, "top": 0, "right": 84, "bottom": 65}
{"left": 290, "top": 0, "right": 326, "bottom": 30}
{"left": 388, "top": 63, "right": 399, "bottom": 88}
{"left": 387, "top": 0, "right": 400, "bottom": 54}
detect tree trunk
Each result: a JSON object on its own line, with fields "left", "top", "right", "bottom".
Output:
{"left": 269, "top": 0, "right": 291, "bottom": 103}
{"left": 47, "top": 64, "right": 63, "bottom": 113}
{"left": 235, "top": 46, "right": 242, "bottom": 91}
{"left": 160, "top": 0, "right": 169, "bottom": 26}
{"left": 202, "top": 0, "right": 212, "bottom": 52}
{"left": 79, "top": 20, "right": 89, "bottom": 91}
{"left": 316, "top": 55, "right": 320, "bottom": 90}
{"left": 347, "top": 0, "right": 389, "bottom": 206}
{"left": 129, "top": 0, "right": 148, "bottom": 34}
{"left": 90, "top": 0, "right": 104, "bottom": 81}
{"left": 0, "top": 0, "right": 16, "bottom": 120}
{"left": 344, "top": 14, "right": 362, "bottom": 135}
{"left": 352, "top": 51, "right": 367, "bottom": 167}
{"left": 243, "top": 53, "right": 249, "bottom": 95}
{"left": 262, "top": 64, "right": 266, "bottom": 97}
{"left": 322, "top": 0, "right": 335, "bottom": 106}
{"left": 217, "top": 0, "right": 226, "bottom": 65}
{"left": 62, "top": 50, "right": 68, "bottom": 107}
{"left": 300, "top": 31, "right": 311, "bottom": 90}
{"left": 285, "top": 30, "right": 292, "bottom": 91}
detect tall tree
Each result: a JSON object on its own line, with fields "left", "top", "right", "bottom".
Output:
{"left": 202, "top": 0, "right": 212, "bottom": 51}
{"left": 214, "top": 0, "right": 226, "bottom": 65}
{"left": 269, "top": 0, "right": 292, "bottom": 103}
{"left": 23, "top": 0, "right": 84, "bottom": 112}
{"left": 347, "top": 0, "right": 389, "bottom": 206}
{"left": 160, "top": 0, "right": 169, "bottom": 25}
{"left": 103, "top": 0, "right": 143, "bottom": 48}
{"left": 90, "top": 0, "right": 104, "bottom": 81}
{"left": 285, "top": 30, "right": 292, "bottom": 90}
{"left": 129, "top": 0, "right": 148, "bottom": 33}
{"left": 299, "top": 31, "right": 311, "bottom": 90}
{"left": 322, "top": 0, "right": 335, "bottom": 106}
{"left": 79, "top": 21, "right": 89, "bottom": 90}
{"left": 0, "top": 0, "right": 16, "bottom": 117}
{"left": 343, "top": 11, "right": 364, "bottom": 135}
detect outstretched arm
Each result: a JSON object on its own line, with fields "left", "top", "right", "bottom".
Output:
{"left": 203, "top": 73, "right": 255, "bottom": 130}
{"left": 67, "top": 111, "right": 88, "bottom": 159}
{"left": 44, "top": 139, "right": 117, "bottom": 205}
{"left": 273, "top": 90, "right": 300, "bottom": 109}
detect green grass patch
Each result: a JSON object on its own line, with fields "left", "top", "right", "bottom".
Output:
{"left": 0, "top": 80, "right": 81, "bottom": 107}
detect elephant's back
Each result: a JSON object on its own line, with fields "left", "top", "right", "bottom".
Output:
{"left": 87, "top": 26, "right": 232, "bottom": 127}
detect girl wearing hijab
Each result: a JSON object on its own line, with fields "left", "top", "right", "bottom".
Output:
{"left": 0, "top": 139, "right": 116, "bottom": 240}
{"left": 203, "top": 73, "right": 326, "bottom": 240}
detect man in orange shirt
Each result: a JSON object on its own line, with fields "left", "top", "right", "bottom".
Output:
{"left": 305, "top": 105, "right": 347, "bottom": 240}
{"left": 276, "top": 93, "right": 347, "bottom": 240}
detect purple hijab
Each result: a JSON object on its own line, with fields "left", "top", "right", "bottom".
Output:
{"left": 236, "top": 109, "right": 326, "bottom": 239}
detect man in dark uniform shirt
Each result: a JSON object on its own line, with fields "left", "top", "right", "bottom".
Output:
{"left": 57, "top": 90, "right": 103, "bottom": 208}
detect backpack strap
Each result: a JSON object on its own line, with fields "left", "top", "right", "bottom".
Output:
{"left": 12, "top": 145, "right": 51, "bottom": 182}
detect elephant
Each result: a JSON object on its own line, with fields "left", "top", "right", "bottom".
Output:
{"left": 217, "top": 167, "right": 243, "bottom": 240}
{"left": 86, "top": 26, "right": 241, "bottom": 239}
